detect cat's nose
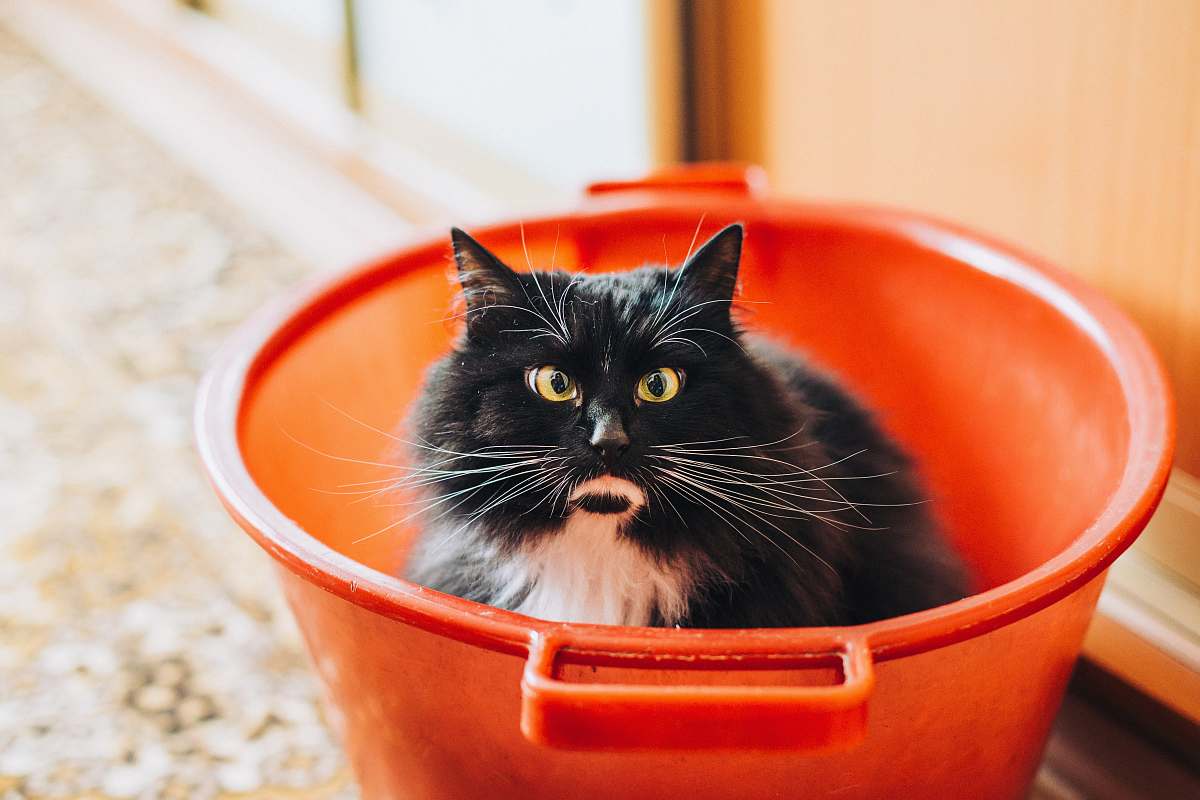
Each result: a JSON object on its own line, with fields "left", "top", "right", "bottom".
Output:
{"left": 590, "top": 417, "right": 630, "bottom": 467}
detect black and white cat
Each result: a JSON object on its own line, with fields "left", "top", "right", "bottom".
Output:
{"left": 403, "top": 224, "right": 968, "bottom": 627}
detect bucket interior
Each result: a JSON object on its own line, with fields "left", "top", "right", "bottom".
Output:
{"left": 237, "top": 212, "right": 1130, "bottom": 596}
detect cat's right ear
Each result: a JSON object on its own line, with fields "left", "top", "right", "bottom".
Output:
{"left": 677, "top": 223, "right": 743, "bottom": 302}
{"left": 450, "top": 228, "right": 522, "bottom": 319}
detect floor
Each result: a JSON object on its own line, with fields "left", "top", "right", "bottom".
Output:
{"left": 0, "top": 26, "right": 354, "bottom": 798}
{"left": 0, "top": 20, "right": 1195, "bottom": 800}
{"left": 1038, "top": 683, "right": 1198, "bottom": 799}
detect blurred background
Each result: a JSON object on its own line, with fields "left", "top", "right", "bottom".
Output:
{"left": 0, "top": 0, "right": 1196, "bottom": 797}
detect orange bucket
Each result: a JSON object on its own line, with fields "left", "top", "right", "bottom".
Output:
{"left": 196, "top": 164, "right": 1173, "bottom": 799}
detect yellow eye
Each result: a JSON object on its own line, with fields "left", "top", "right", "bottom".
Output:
{"left": 637, "top": 368, "right": 683, "bottom": 403}
{"left": 527, "top": 365, "right": 577, "bottom": 402}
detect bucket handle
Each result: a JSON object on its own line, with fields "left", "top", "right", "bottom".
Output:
{"left": 585, "top": 162, "right": 769, "bottom": 198}
{"left": 520, "top": 633, "right": 875, "bottom": 750}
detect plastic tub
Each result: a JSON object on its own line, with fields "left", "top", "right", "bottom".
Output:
{"left": 196, "top": 164, "right": 1173, "bottom": 799}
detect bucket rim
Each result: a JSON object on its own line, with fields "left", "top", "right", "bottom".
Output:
{"left": 194, "top": 193, "right": 1175, "bottom": 665}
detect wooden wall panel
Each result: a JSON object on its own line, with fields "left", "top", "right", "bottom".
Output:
{"left": 724, "top": 0, "right": 1200, "bottom": 472}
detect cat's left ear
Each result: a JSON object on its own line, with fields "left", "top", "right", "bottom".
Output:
{"left": 678, "top": 223, "right": 743, "bottom": 301}
{"left": 450, "top": 227, "right": 522, "bottom": 314}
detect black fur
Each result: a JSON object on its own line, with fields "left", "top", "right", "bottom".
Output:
{"left": 402, "top": 224, "right": 969, "bottom": 626}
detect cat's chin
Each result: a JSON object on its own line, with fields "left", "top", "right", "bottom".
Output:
{"left": 569, "top": 476, "right": 646, "bottom": 514}
{"left": 572, "top": 493, "right": 633, "bottom": 515}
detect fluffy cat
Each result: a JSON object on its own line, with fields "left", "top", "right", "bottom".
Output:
{"left": 402, "top": 224, "right": 968, "bottom": 627}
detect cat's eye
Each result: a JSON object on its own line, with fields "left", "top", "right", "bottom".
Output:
{"left": 636, "top": 367, "right": 683, "bottom": 403}
{"left": 527, "top": 365, "right": 577, "bottom": 402}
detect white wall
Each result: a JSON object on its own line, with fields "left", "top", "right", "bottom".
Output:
{"left": 356, "top": 0, "right": 653, "bottom": 190}
{"left": 224, "top": 0, "right": 344, "bottom": 38}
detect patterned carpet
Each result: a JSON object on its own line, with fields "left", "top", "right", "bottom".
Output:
{"left": 0, "top": 26, "right": 355, "bottom": 798}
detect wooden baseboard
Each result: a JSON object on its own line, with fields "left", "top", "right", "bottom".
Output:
{"left": 1084, "top": 470, "right": 1200, "bottom": 722}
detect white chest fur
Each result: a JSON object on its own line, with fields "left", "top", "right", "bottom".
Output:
{"left": 410, "top": 477, "right": 694, "bottom": 626}
{"left": 487, "top": 477, "right": 691, "bottom": 626}
{"left": 492, "top": 509, "right": 690, "bottom": 626}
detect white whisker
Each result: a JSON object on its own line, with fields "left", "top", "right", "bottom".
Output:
{"left": 655, "top": 467, "right": 840, "bottom": 574}
{"left": 683, "top": 213, "right": 707, "bottom": 263}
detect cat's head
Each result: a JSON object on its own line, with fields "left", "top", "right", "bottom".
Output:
{"left": 410, "top": 224, "right": 800, "bottom": 554}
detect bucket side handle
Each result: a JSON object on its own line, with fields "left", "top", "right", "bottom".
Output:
{"left": 519, "top": 633, "right": 875, "bottom": 751}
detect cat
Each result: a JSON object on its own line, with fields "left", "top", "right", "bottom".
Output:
{"left": 401, "top": 223, "right": 969, "bottom": 627}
